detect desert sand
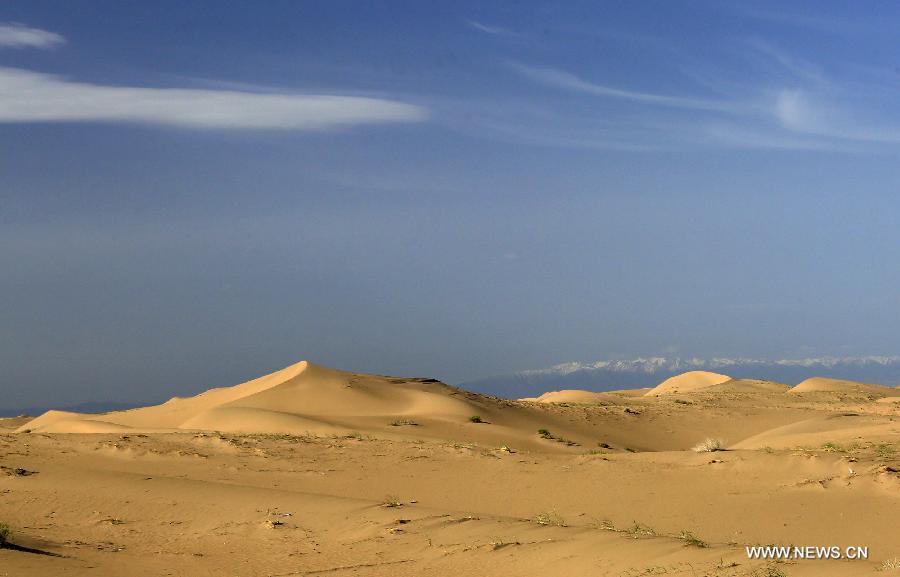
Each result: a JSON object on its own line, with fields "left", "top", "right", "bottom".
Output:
{"left": 2, "top": 360, "right": 898, "bottom": 576}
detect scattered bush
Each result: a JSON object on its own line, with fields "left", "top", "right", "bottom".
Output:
{"left": 821, "top": 441, "right": 844, "bottom": 453}
{"left": 536, "top": 429, "right": 579, "bottom": 446}
{"left": 678, "top": 530, "right": 708, "bottom": 548}
{"left": 626, "top": 522, "right": 656, "bottom": 538}
{"left": 532, "top": 510, "right": 567, "bottom": 527}
{"left": 469, "top": 415, "right": 484, "bottom": 423}
{"left": 692, "top": 438, "right": 726, "bottom": 452}
{"left": 0, "top": 523, "right": 9, "bottom": 547}
{"left": 488, "top": 537, "right": 520, "bottom": 550}
{"left": 593, "top": 518, "right": 617, "bottom": 531}
{"left": 389, "top": 419, "right": 418, "bottom": 427}
{"left": 381, "top": 495, "right": 402, "bottom": 508}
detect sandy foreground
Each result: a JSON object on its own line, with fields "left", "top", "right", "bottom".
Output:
{"left": 1, "top": 362, "right": 898, "bottom": 576}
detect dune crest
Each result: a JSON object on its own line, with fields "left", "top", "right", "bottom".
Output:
{"left": 643, "top": 371, "right": 731, "bottom": 396}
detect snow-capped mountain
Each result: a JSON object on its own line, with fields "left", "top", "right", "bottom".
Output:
{"left": 461, "top": 356, "right": 900, "bottom": 398}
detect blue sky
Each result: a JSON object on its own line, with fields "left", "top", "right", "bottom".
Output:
{"left": 3, "top": 1, "right": 900, "bottom": 406}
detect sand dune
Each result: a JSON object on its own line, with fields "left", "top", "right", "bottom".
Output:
{"left": 18, "top": 361, "right": 486, "bottom": 434}
{"left": 643, "top": 370, "right": 731, "bottom": 396}
{"left": 16, "top": 361, "right": 623, "bottom": 451}
{"left": 5, "top": 362, "right": 900, "bottom": 576}
{"left": 789, "top": 376, "right": 900, "bottom": 396}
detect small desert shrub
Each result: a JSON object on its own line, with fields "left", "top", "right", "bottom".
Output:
{"left": 678, "top": 530, "right": 708, "bottom": 548}
{"left": 381, "top": 494, "right": 402, "bottom": 508}
{"left": 469, "top": 415, "right": 484, "bottom": 423}
{"left": 875, "top": 443, "right": 896, "bottom": 460}
{"left": 692, "top": 438, "right": 725, "bottom": 452}
{"left": 0, "top": 523, "right": 9, "bottom": 547}
{"left": 597, "top": 442, "right": 611, "bottom": 448}
{"left": 881, "top": 557, "right": 900, "bottom": 571}
{"left": 389, "top": 419, "right": 418, "bottom": 427}
{"left": 821, "top": 441, "right": 844, "bottom": 453}
{"left": 533, "top": 510, "right": 567, "bottom": 527}
{"left": 535, "top": 428, "right": 578, "bottom": 445}
{"left": 591, "top": 518, "right": 616, "bottom": 531}
{"left": 626, "top": 522, "right": 656, "bottom": 538}
{"left": 488, "top": 537, "right": 519, "bottom": 550}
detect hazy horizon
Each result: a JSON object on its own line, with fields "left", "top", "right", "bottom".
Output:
{"left": 4, "top": 1, "right": 900, "bottom": 408}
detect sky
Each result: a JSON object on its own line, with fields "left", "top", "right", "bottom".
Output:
{"left": 3, "top": 1, "right": 900, "bottom": 407}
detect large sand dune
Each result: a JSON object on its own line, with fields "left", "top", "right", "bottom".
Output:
{"left": 18, "top": 361, "right": 491, "bottom": 434}
{"left": 17, "top": 361, "right": 638, "bottom": 451}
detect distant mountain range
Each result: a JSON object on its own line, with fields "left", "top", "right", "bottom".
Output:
{"left": 461, "top": 356, "right": 900, "bottom": 398}
{"left": 0, "top": 401, "right": 144, "bottom": 418}
{"left": 6, "top": 356, "right": 900, "bottom": 416}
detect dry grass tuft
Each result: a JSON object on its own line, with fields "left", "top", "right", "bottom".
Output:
{"left": 532, "top": 510, "right": 567, "bottom": 527}
{"left": 692, "top": 438, "right": 726, "bottom": 452}
{"left": 678, "top": 530, "right": 708, "bottom": 547}
{"left": 381, "top": 494, "right": 402, "bottom": 508}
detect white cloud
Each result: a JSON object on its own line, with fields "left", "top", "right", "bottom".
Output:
{"left": 0, "top": 67, "right": 427, "bottom": 130}
{"left": 511, "top": 63, "right": 740, "bottom": 113}
{"left": 0, "top": 23, "right": 65, "bottom": 49}
{"left": 467, "top": 21, "right": 512, "bottom": 36}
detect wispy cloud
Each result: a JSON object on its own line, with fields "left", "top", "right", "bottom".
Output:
{"left": 510, "top": 63, "right": 741, "bottom": 113}
{"left": 0, "top": 22, "right": 65, "bottom": 49}
{"left": 0, "top": 67, "right": 427, "bottom": 130}
{"left": 467, "top": 20, "right": 514, "bottom": 36}
{"left": 501, "top": 39, "right": 900, "bottom": 152}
